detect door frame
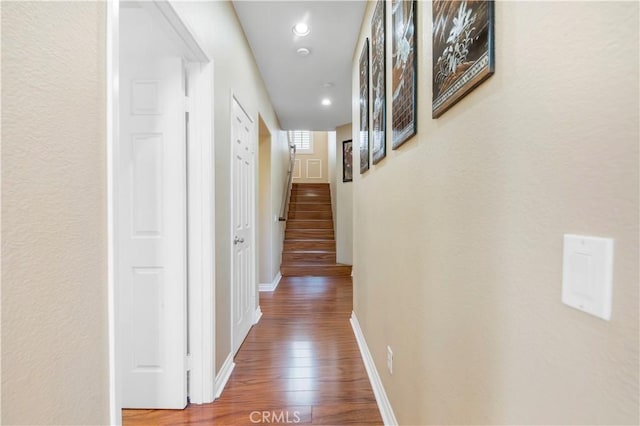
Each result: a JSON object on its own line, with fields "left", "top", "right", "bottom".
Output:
{"left": 229, "top": 92, "right": 259, "bottom": 357}
{"left": 107, "top": 1, "right": 215, "bottom": 423}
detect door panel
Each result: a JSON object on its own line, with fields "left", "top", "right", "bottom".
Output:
{"left": 232, "top": 98, "right": 255, "bottom": 354}
{"left": 119, "top": 56, "right": 187, "bottom": 409}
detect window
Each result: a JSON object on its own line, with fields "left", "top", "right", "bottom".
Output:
{"left": 288, "top": 130, "right": 313, "bottom": 154}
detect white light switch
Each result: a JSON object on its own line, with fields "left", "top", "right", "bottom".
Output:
{"left": 562, "top": 235, "right": 614, "bottom": 320}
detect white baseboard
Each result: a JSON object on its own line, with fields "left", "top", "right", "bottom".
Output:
{"left": 350, "top": 312, "right": 398, "bottom": 426}
{"left": 214, "top": 352, "right": 235, "bottom": 399}
{"left": 254, "top": 305, "right": 263, "bottom": 324}
{"left": 259, "top": 271, "right": 282, "bottom": 292}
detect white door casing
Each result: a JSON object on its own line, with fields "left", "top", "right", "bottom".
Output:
{"left": 231, "top": 96, "right": 256, "bottom": 355}
{"left": 118, "top": 56, "right": 187, "bottom": 409}
{"left": 111, "top": 1, "right": 215, "bottom": 421}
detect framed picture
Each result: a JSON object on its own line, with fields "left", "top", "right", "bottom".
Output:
{"left": 392, "top": 0, "right": 417, "bottom": 149}
{"left": 371, "top": 0, "right": 386, "bottom": 164}
{"left": 432, "top": 0, "right": 495, "bottom": 118}
{"left": 342, "top": 140, "right": 353, "bottom": 182}
{"left": 359, "top": 38, "right": 370, "bottom": 174}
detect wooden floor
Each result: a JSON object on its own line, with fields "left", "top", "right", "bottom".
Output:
{"left": 123, "top": 276, "right": 383, "bottom": 425}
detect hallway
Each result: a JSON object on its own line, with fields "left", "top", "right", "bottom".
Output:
{"left": 122, "top": 276, "right": 383, "bottom": 425}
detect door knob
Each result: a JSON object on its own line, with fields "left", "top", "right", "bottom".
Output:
{"left": 234, "top": 236, "right": 245, "bottom": 245}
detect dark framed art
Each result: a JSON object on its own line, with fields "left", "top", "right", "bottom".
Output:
{"left": 392, "top": 0, "right": 417, "bottom": 149}
{"left": 342, "top": 140, "right": 353, "bottom": 183}
{"left": 359, "top": 38, "right": 370, "bottom": 174}
{"left": 371, "top": 0, "right": 386, "bottom": 164}
{"left": 432, "top": 0, "right": 495, "bottom": 118}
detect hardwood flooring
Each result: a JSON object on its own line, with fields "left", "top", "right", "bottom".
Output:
{"left": 123, "top": 276, "right": 383, "bottom": 425}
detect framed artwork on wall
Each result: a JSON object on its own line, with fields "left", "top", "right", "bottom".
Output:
{"left": 432, "top": 0, "right": 495, "bottom": 118}
{"left": 371, "top": 0, "right": 386, "bottom": 164}
{"left": 343, "top": 140, "right": 353, "bottom": 182}
{"left": 359, "top": 38, "right": 370, "bottom": 174}
{"left": 392, "top": 0, "right": 417, "bottom": 149}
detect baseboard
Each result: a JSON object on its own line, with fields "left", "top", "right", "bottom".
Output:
{"left": 259, "top": 271, "right": 282, "bottom": 292}
{"left": 350, "top": 312, "right": 398, "bottom": 426}
{"left": 254, "top": 305, "right": 263, "bottom": 324}
{"left": 214, "top": 352, "right": 235, "bottom": 399}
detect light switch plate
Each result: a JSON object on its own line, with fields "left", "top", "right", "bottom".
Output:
{"left": 562, "top": 234, "right": 614, "bottom": 320}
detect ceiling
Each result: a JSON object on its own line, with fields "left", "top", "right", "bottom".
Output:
{"left": 233, "top": 1, "right": 367, "bottom": 131}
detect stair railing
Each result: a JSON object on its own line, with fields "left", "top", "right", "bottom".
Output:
{"left": 278, "top": 143, "right": 297, "bottom": 221}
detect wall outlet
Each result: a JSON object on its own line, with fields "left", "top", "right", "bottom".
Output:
{"left": 386, "top": 345, "right": 393, "bottom": 374}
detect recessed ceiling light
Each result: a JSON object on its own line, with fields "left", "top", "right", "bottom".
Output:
{"left": 321, "top": 98, "right": 332, "bottom": 106}
{"left": 296, "top": 47, "right": 310, "bottom": 56}
{"left": 293, "top": 22, "right": 310, "bottom": 36}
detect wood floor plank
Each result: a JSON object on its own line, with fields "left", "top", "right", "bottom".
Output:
{"left": 123, "top": 271, "right": 382, "bottom": 425}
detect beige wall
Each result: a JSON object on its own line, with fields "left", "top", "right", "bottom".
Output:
{"left": 1, "top": 2, "right": 110, "bottom": 424}
{"left": 258, "top": 120, "right": 272, "bottom": 284}
{"left": 172, "top": 2, "right": 286, "bottom": 371}
{"left": 257, "top": 117, "right": 287, "bottom": 286}
{"left": 328, "top": 132, "right": 337, "bottom": 230}
{"left": 335, "top": 124, "right": 353, "bottom": 265}
{"left": 352, "top": 1, "right": 639, "bottom": 425}
{"left": 292, "top": 132, "right": 329, "bottom": 183}
{"left": 269, "top": 131, "right": 288, "bottom": 282}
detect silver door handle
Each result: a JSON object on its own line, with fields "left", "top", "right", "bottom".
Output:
{"left": 234, "top": 236, "right": 245, "bottom": 245}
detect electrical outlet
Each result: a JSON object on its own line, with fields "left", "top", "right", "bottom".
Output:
{"left": 386, "top": 345, "right": 393, "bottom": 374}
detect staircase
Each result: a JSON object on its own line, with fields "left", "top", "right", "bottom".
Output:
{"left": 281, "top": 183, "right": 352, "bottom": 277}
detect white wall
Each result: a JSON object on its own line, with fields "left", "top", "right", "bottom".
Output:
{"left": 335, "top": 124, "right": 353, "bottom": 265}
{"left": 2, "top": 2, "right": 110, "bottom": 424}
{"left": 352, "top": 1, "right": 638, "bottom": 424}
{"left": 171, "top": 1, "right": 287, "bottom": 371}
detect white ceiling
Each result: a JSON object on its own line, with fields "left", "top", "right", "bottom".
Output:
{"left": 233, "top": 1, "right": 367, "bottom": 131}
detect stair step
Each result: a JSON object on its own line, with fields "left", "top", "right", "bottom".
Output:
{"left": 282, "top": 251, "right": 336, "bottom": 264}
{"left": 284, "top": 240, "right": 336, "bottom": 251}
{"left": 287, "top": 210, "right": 333, "bottom": 220}
{"left": 292, "top": 183, "right": 329, "bottom": 189}
{"left": 281, "top": 263, "right": 352, "bottom": 277}
{"left": 289, "top": 203, "right": 332, "bottom": 212}
{"left": 285, "top": 229, "right": 334, "bottom": 239}
{"left": 286, "top": 220, "right": 333, "bottom": 230}
{"left": 291, "top": 189, "right": 330, "bottom": 194}
{"left": 290, "top": 196, "right": 332, "bottom": 203}
{"left": 291, "top": 187, "right": 331, "bottom": 195}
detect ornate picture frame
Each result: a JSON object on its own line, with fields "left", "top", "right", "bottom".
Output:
{"left": 343, "top": 140, "right": 353, "bottom": 182}
{"left": 371, "top": 0, "right": 387, "bottom": 164}
{"left": 432, "top": 0, "right": 495, "bottom": 118}
{"left": 359, "top": 38, "right": 370, "bottom": 174}
{"left": 392, "top": 0, "right": 417, "bottom": 149}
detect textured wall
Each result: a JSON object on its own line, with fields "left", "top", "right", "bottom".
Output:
{"left": 352, "top": 1, "right": 639, "bottom": 424}
{"left": 1, "top": 2, "right": 110, "bottom": 424}
{"left": 171, "top": 1, "right": 285, "bottom": 371}
{"left": 335, "top": 123, "right": 353, "bottom": 265}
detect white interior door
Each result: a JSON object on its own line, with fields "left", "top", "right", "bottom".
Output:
{"left": 232, "top": 97, "right": 256, "bottom": 354}
{"left": 118, "top": 55, "right": 187, "bottom": 409}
